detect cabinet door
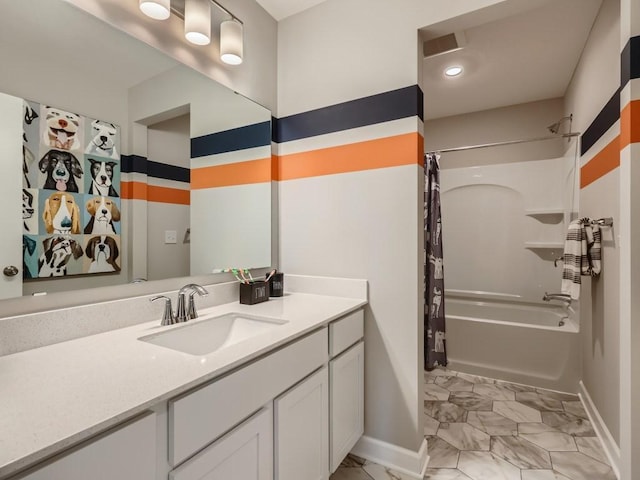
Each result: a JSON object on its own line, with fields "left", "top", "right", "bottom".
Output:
{"left": 275, "top": 367, "right": 329, "bottom": 480}
{"left": 330, "top": 341, "right": 364, "bottom": 473}
{"left": 170, "top": 405, "right": 273, "bottom": 480}
{"left": 17, "top": 413, "right": 156, "bottom": 480}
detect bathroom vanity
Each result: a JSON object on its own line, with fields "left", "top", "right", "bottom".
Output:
{"left": 0, "top": 278, "right": 367, "bottom": 480}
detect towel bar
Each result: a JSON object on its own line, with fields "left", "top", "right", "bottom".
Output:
{"left": 592, "top": 217, "right": 613, "bottom": 227}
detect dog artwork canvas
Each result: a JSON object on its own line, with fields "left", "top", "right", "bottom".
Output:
{"left": 23, "top": 100, "right": 40, "bottom": 188}
{"left": 84, "top": 235, "right": 120, "bottom": 273}
{"left": 85, "top": 157, "right": 120, "bottom": 197}
{"left": 41, "top": 106, "right": 83, "bottom": 151}
{"left": 41, "top": 191, "right": 82, "bottom": 235}
{"left": 19, "top": 99, "right": 121, "bottom": 280}
{"left": 85, "top": 120, "right": 119, "bottom": 159}
{"left": 38, "top": 149, "right": 84, "bottom": 192}
{"left": 22, "top": 235, "right": 38, "bottom": 279}
{"left": 22, "top": 188, "right": 38, "bottom": 233}
{"left": 38, "top": 235, "right": 84, "bottom": 277}
{"left": 84, "top": 196, "right": 120, "bottom": 234}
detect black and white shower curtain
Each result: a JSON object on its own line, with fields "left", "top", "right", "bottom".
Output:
{"left": 424, "top": 153, "right": 447, "bottom": 370}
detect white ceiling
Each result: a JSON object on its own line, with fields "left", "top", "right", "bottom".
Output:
{"left": 422, "top": 0, "right": 603, "bottom": 120}
{"left": 255, "top": 0, "right": 329, "bottom": 20}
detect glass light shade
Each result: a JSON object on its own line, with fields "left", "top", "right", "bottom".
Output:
{"left": 185, "top": 0, "right": 211, "bottom": 45}
{"left": 220, "top": 20, "right": 243, "bottom": 65}
{"left": 139, "top": 0, "right": 170, "bottom": 20}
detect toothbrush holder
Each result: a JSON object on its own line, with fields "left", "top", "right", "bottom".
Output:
{"left": 239, "top": 281, "right": 270, "bottom": 305}
{"left": 268, "top": 273, "right": 284, "bottom": 297}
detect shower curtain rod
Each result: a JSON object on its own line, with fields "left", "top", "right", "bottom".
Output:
{"left": 432, "top": 132, "right": 581, "bottom": 154}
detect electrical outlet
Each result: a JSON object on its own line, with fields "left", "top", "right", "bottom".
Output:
{"left": 164, "top": 230, "right": 177, "bottom": 244}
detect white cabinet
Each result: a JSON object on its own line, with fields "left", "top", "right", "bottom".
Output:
{"left": 329, "top": 341, "right": 364, "bottom": 473}
{"left": 15, "top": 413, "right": 156, "bottom": 480}
{"left": 170, "top": 406, "right": 273, "bottom": 480}
{"left": 169, "top": 329, "right": 327, "bottom": 466}
{"left": 275, "top": 367, "right": 329, "bottom": 480}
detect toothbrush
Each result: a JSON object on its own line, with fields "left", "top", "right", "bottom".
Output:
{"left": 244, "top": 269, "right": 254, "bottom": 282}
{"left": 230, "top": 268, "right": 247, "bottom": 284}
{"left": 237, "top": 268, "right": 250, "bottom": 284}
{"left": 265, "top": 269, "right": 277, "bottom": 282}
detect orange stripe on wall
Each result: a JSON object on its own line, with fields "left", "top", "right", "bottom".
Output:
{"left": 620, "top": 100, "right": 640, "bottom": 149}
{"left": 191, "top": 158, "right": 272, "bottom": 189}
{"left": 121, "top": 181, "right": 190, "bottom": 205}
{"left": 121, "top": 181, "right": 147, "bottom": 200}
{"left": 275, "top": 132, "right": 423, "bottom": 181}
{"left": 148, "top": 185, "right": 190, "bottom": 204}
{"left": 580, "top": 136, "right": 620, "bottom": 188}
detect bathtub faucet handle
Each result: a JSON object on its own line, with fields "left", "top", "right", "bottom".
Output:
{"left": 543, "top": 292, "right": 572, "bottom": 307}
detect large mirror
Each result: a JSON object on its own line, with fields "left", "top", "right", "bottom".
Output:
{"left": 0, "top": 0, "right": 272, "bottom": 301}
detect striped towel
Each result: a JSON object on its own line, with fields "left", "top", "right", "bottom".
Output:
{"left": 561, "top": 218, "right": 601, "bottom": 299}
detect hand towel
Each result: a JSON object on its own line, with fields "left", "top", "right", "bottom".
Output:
{"left": 561, "top": 218, "right": 602, "bottom": 300}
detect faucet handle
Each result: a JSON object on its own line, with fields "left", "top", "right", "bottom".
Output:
{"left": 150, "top": 295, "right": 176, "bottom": 326}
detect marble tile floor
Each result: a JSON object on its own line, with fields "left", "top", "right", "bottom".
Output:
{"left": 330, "top": 368, "right": 616, "bottom": 480}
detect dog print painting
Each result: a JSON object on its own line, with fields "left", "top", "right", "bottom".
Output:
{"left": 38, "top": 236, "right": 84, "bottom": 277}
{"left": 84, "top": 235, "right": 120, "bottom": 273}
{"left": 18, "top": 99, "right": 122, "bottom": 279}
{"left": 85, "top": 120, "right": 119, "bottom": 159}
{"left": 41, "top": 191, "right": 82, "bottom": 235}
{"left": 41, "top": 106, "right": 82, "bottom": 151}
{"left": 86, "top": 158, "right": 120, "bottom": 197}
{"left": 84, "top": 196, "right": 120, "bottom": 234}
{"left": 23, "top": 235, "right": 38, "bottom": 279}
{"left": 23, "top": 100, "right": 40, "bottom": 188}
{"left": 22, "top": 188, "right": 38, "bottom": 233}
{"left": 39, "top": 150, "right": 83, "bottom": 192}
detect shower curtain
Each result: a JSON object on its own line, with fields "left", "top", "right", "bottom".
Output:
{"left": 424, "top": 152, "right": 447, "bottom": 370}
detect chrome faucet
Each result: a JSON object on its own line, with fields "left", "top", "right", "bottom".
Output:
{"left": 543, "top": 292, "right": 572, "bottom": 307}
{"left": 175, "top": 284, "right": 209, "bottom": 322}
{"left": 150, "top": 295, "right": 176, "bottom": 326}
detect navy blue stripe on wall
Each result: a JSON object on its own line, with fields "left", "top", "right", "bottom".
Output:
{"left": 582, "top": 35, "right": 640, "bottom": 156}
{"left": 191, "top": 121, "right": 271, "bottom": 158}
{"left": 621, "top": 36, "right": 640, "bottom": 87}
{"left": 273, "top": 85, "right": 424, "bottom": 144}
{"left": 121, "top": 155, "right": 190, "bottom": 183}
{"left": 581, "top": 89, "right": 621, "bottom": 156}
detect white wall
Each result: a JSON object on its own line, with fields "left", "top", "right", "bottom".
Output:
{"left": 146, "top": 115, "right": 190, "bottom": 281}
{"left": 564, "top": 0, "right": 621, "bottom": 447}
{"left": 277, "top": 0, "right": 553, "bottom": 465}
{"left": 424, "top": 98, "right": 565, "bottom": 168}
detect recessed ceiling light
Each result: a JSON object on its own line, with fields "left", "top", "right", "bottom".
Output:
{"left": 444, "top": 66, "right": 463, "bottom": 77}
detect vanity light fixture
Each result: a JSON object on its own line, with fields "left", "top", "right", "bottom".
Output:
{"left": 444, "top": 66, "right": 463, "bottom": 77}
{"left": 138, "top": 0, "right": 244, "bottom": 65}
{"left": 220, "top": 19, "right": 243, "bottom": 65}
{"left": 185, "top": 0, "right": 211, "bottom": 45}
{"left": 139, "top": 0, "right": 171, "bottom": 20}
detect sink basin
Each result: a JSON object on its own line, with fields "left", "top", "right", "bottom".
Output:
{"left": 139, "top": 312, "right": 287, "bottom": 355}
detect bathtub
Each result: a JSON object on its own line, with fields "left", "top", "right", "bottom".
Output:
{"left": 445, "top": 295, "right": 581, "bottom": 393}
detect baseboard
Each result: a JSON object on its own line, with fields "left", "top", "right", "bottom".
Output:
{"left": 350, "top": 435, "right": 429, "bottom": 479}
{"left": 579, "top": 381, "right": 620, "bottom": 479}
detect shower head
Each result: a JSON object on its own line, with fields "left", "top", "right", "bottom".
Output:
{"left": 547, "top": 115, "right": 573, "bottom": 134}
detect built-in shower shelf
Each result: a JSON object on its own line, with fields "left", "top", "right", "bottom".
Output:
{"left": 525, "top": 209, "right": 564, "bottom": 217}
{"left": 525, "top": 241, "right": 564, "bottom": 249}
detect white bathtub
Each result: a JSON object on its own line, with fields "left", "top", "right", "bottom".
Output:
{"left": 445, "top": 296, "right": 581, "bottom": 392}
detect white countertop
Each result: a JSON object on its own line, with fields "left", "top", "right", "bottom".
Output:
{"left": 0, "top": 292, "right": 366, "bottom": 478}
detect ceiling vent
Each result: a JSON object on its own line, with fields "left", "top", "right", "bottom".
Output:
{"left": 423, "top": 31, "right": 467, "bottom": 59}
